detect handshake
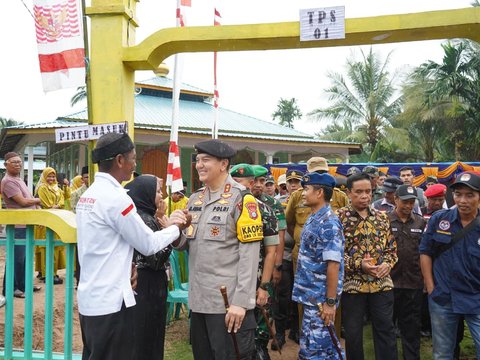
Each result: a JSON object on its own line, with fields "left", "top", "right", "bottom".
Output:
{"left": 157, "top": 209, "right": 192, "bottom": 231}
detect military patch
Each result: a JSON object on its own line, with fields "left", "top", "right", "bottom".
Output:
{"left": 217, "top": 199, "right": 229, "bottom": 205}
{"left": 210, "top": 226, "right": 221, "bottom": 237}
{"left": 194, "top": 200, "right": 203, "bottom": 206}
{"left": 239, "top": 224, "right": 263, "bottom": 241}
{"left": 246, "top": 202, "right": 259, "bottom": 220}
{"left": 224, "top": 184, "right": 231, "bottom": 193}
{"left": 477, "top": 238, "right": 480, "bottom": 246}
{"left": 221, "top": 193, "right": 233, "bottom": 199}
{"left": 439, "top": 220, "right": 450, "bottom": 231}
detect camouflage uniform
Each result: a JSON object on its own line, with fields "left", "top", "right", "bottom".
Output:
{"left": 292, "top": 205, "right": 345, "bottom": 360}
{"left": 253, "top": 194, "right": 279, "bottom": 352}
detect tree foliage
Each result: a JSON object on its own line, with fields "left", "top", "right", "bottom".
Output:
{"left": 272, "top": 98, "right": 302, "bottom": 128}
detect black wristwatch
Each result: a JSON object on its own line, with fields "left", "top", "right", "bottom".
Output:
{"left": 325, "top": 297, "right": 336, "bottom": 307}
{"left": 259, "top": 282, "right": 270, "bottom": 291}
{"left": 274, "top": 263, "right": 283, "bottom": 271}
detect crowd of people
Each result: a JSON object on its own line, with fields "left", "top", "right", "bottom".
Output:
{"left": 1, "top": 134, "right": 480, "bottom": 360}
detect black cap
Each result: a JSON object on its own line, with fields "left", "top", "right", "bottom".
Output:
{"left": 450, "top": 172, "right": 480, "bottom": 192}
{"left": 286, "top": 170, "right": 304, "bottom": 181}
{"left": 195, "top": 139, "right": 236, "bottom": 159}
{"left": 426, "top": 175, "right": 438, "bottom": 184}
{"left": 362, "top": 165, "right": 379, "bottom": 177}
{"left": 92, "top": 133, "right": 134, "bottom": 164}
{"left": 395, "top": 185, "right": 418, "bottom": 200}
{"left": 382, "top": 177, "right": 403, "bottom": 193}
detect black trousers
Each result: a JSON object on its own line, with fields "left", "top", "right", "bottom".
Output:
{"left": 80, "top": 303, "right": 135, "bottom": 360}
{"left": 272, "top": 259, "right": 294, "bottom": 337}
{"left": 393, "top": 288, "right": 422, "bottom": 360}
{"left": 190, "top": 310, "right": 256, "bottom": 360}
{"left": 133, "top": 268, "right": 168, "bottom": 360}
{"left": 342, "top": 291, "right": 398, "bottom": 360}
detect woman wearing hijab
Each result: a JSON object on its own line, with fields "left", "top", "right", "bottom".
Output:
{"left": 125, "top": 175, "right": 172, "bottom": 360}
{"left": 34, "top": 167, "right": 66, "bottom": 285}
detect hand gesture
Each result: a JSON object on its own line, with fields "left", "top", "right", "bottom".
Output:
{"left": 225, "top": 304, "right": 246, "bottom": 333}
{"left": 256, "top": 288, "right": 268, "bottom": 306}
{"left": 361, "top": 253, "right": 378, "bottom": 277}
{"left": 320, "top": 303, "right": 336, "bottom": 325}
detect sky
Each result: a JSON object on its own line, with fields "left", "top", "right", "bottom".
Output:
{"left": 0, "top": 0, "right": 475, "bottom": 134}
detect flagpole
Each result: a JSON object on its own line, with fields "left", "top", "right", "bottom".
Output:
{"left": 80, "top": 0, "right": 94, "bottom": 184}
{"left": 212, "top": 8, "right": 221, "bottom": 139}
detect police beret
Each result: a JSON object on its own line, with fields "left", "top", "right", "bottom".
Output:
{"left": 195, "top": 139, "right": 236, "bottom": 159}
{"left": 425, "top": 183, "right": 447, "bottom": 198}
{"left": 286, "top": 170, "right": 304, "bottom": 181}
{"left": 230, "top": 163, "right": 254, "bottom": 178}
{"left": 382, "top": 176, "right": 403, "bottom": 193}
{"left": 301, "top": 172, "right": 336, "bottom": 188}
{"left": 252, "top": 165, "right": 268, "bottom": 178}
{"left": 451, "top": 172, "right": 480, "bottom": 192}
{"left": 265, "top": 175, "right": 275, "bottom": 184}
{"left": 395, "top": 185, "right": 418, "bottom": 200}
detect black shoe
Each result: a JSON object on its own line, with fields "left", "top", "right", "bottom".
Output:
{"left": 288, "top": 330, "right": 299, "bottom": 344}
{"left": 255, "top": 340, "right": 271, "bottom": 360}
{"left": 270, "top": 335, "right": 285, "bottom": 351}
{"left": 53, "top": 276, "right": 63, "bottom": 285}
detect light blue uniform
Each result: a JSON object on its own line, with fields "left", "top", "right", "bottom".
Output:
{"left": 292, "top": 204, "right": 345, "bottom": 359}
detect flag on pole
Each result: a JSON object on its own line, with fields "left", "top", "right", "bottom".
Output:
{"left": 167, "top": 0, "right": 190, "bottom": 193}
{"left": 33, "top": 0, "right": 85, "bottom": 92}
{"left": 212, "top": 8, "right": 221, "bottom": 139}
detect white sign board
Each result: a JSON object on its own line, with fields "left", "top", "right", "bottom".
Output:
{"left": 299, "top": 6, "right": 345, "bottom": 42}
{"left": 55, "top": 122, "right": 128, "bottom": 143}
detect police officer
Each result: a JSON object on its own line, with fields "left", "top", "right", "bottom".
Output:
{"left": 175, "top": 141, "right": 263, "bottom": 360}
{"left": 389, "top": 185, "right": 426, "bottom": 360}
{"left": 292, "top": 172, "right": 345, "bottom": 360}
{"left": 420, "top": 172, "right": 480, "bottom": 359}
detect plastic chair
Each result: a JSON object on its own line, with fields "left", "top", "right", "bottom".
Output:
{"left": 166, "top": 250, "right": 189, "bottom": 322}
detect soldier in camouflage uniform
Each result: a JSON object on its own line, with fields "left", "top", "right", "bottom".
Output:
{"left": 292, "top": 172, "right": 345, "bottom": 360}
{"left": 230, "top": 164, "right": 279, "bottom": 360}
{"left": 363, "top": 165, "right": 383, "bottom": 203}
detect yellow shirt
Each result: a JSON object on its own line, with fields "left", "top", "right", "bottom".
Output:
{"left": 164, "top": 196, "right": 189, "bottom": 216}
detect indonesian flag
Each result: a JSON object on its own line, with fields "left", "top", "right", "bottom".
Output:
{"left": 33, "top": 0, "right": 85, "bottom": 92}
{"left": 167, "top": 0, "right": 190, "bottom": 193}
{"left": 212, "top": 8, "right": 221, "bottom": 139}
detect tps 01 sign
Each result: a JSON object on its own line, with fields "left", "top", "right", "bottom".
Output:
{"left": 299, "top": 6, "right": 345, "bottom": 41}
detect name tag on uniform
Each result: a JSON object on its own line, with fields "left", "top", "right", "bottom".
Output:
{"left": 391, "top": 227, "right": 398, "bottom": 232}
{"left": 411, "top": 228, "right": 422, "bottom": 233}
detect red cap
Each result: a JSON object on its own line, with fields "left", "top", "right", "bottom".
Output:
{"left": 424, "top": 184, "right": 447, "bottom": 198}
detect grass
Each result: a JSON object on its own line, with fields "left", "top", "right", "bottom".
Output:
{"left": 164, "top": 315, "right": 478, "bottom": 359}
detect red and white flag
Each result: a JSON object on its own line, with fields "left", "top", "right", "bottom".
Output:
{"left": 33, "top": 0, "right": 85, "bottom": 92}
{"left": 212, "top": 8, "right": 221, "bottom": 139}
{"left": 167, "top": 0, "right": 190, "bottom": 193}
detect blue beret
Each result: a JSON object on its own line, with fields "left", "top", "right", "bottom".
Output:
{"left": 301, "top": 172, "right": 336, "bottom": 188}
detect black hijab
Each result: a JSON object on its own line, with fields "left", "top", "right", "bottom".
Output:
{"left": 125, "top": 175, "right": 158, "bottom": 216}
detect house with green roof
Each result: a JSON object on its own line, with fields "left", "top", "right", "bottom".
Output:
{"left": 0, "top": 69, "right": 361, "bottom": 192}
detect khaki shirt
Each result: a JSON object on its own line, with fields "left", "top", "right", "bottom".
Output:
{"left": 175, "top": 175, "right": 261, "bottom": 313}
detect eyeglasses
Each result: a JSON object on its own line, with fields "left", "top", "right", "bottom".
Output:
{"left": 6, "top": 160, "right": 22, "bottom": 165}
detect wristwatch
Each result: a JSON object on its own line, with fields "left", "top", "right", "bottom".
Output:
{"left": 259, "top": 282, "right": 270, "bottom": 291}
{"left": 274, "top": 263, "right": 283, "bottom": 271}
{"left": 325, "top": 297, "right": 336, "bottom": 307}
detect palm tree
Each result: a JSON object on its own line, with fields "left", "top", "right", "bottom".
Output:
{"left": 272, "top": 98, "right": 302, "bottom": 128}
{"left": 309, "top": 48, "right": 401, "bottom": 158}
{"left": 0, "top": 117, "right": 24, "bottom": 130}
{"left": 70, "top": 86, "right": 87, "bottom": 106}
{"left": 415, "top": 41, "right": 475, "bottom": 161}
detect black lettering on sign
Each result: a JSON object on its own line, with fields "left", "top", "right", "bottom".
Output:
{"left": 189, "top": 206, "right": 202, "bottom": 212}
{"left": 318, "top": 11, "right": 326, "bottom": 24}
{"left": 314, "top": 28, "right": 329, "bottom": 39}
{"left": 308, "top": 11, "right": 314, "bottom": 24}
{"left": 330, "top": 10, "right": 336, "bottom": 22}
{"left": 213, "top": 206, "right": 229, "bottom": 212}
{"left": 241, "top": 225, "right": 263, "bottom": 239}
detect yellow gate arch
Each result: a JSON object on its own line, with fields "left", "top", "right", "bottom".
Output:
{"left": 85, "top": 2, "right": 480, "bottom": 143}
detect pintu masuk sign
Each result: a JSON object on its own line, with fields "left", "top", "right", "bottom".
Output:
{"left": 55, "top": 122, "right": 128, "bottom": 143}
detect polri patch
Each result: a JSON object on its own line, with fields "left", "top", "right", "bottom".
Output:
{"left": 246, "top": 202, "right": 259, "bottom": 220}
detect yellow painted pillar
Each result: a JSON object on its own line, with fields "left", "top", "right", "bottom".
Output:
{"left": 86, "top": 0, "right": 138, "bottom": 138}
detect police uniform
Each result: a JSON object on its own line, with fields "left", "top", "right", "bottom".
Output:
{"left": 292, "top": 173, "right": 345, "bottom": 360}
{"left": 419, "top": 172, "right": 480, "bottom": 359}
{"left": 176, "top": 142, "right": 263, "bottom": 360}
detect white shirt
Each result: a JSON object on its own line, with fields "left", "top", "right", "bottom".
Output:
{"left": 76, "top": 172, "right": 180, "bottom": 316}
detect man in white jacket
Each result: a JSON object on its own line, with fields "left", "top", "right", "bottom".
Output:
{"left": 76, "top": 132, "right": 189, "bottom": 360}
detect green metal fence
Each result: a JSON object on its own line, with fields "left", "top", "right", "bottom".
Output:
{"left": 0, "top": 210, "right": 79, "bottom": 360}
